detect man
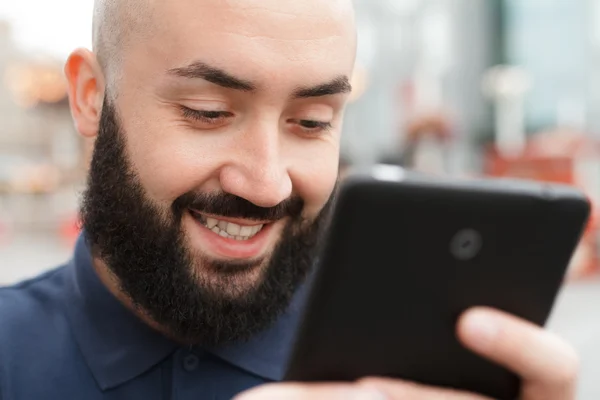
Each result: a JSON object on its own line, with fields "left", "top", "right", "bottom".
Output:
{"left": 0, "top": 0, "right": 578, "bottom": 399}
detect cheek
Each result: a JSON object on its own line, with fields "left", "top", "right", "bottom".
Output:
{"left": 124, "top": 119, "right": 219, "bottom": 203}
{"left": 141, "top": 146, "right": 213, "bottom": 201}
{"left": 115, "top": 95, "right": 204, "bottom": 203}
{"left": 288, "top": 139, "right": 339, "bottom": 217}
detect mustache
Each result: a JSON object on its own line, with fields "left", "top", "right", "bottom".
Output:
{"left": 173, "top": 191, "right": 305, "bottom": 221}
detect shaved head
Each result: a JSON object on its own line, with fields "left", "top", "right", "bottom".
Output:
{"left": 93, "top": 0, "right": 355, "bottom": 92}
{"left": 92, "top": 0, "right": 155, "bottom": 92}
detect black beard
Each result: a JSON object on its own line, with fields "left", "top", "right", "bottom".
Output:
{"left": 80, "top": 97, "right": 333, "bottom": 346}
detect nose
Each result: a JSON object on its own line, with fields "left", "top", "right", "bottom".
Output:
{"left": 219, "top": 123, "right": 292, "bottom": 208}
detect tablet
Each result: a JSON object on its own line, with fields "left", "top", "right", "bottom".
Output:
{"left": 284, "top": 167, "right": 591, "bottom": 399}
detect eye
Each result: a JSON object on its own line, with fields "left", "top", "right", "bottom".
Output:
{"left": 296, "top": 120, "right": 333, "bottom": 135}
{"left": 180, "top": 106, "right": 233, "bottom": 125}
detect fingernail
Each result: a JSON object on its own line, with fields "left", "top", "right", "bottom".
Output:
{"left": 463, "top": 311, "right": 500, "bottom": 349}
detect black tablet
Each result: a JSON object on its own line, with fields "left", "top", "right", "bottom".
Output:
{"left": 284, "top": 167, "right": 591, "bottom": 400}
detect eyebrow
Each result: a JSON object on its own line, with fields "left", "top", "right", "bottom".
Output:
{"left": 292, "top": 76, "right": 353, "bottom": 99}
{"left": 168, "top": 61, "right": 256, "bottom": 92}
{"left": 168, "top": 61, "right": 352, "bottom": 98}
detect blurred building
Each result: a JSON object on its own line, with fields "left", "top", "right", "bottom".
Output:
{"left": 0, "top": 20, "right": 82, "bottom": 232}
{"left": 342, "top": 0, "right": 501, "bottom": 174}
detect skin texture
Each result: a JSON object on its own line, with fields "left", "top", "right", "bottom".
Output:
{"left": 64, "top": 0, "right": 579, "bottom": 398}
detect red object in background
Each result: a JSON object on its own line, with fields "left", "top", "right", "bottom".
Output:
{"left": 486, "top": 154, "right": 575, "bottom": 185}
{"left": 59, "top": 214, "right": 81, "bottom": 249}
{"left": 484, "top": 135, "right": 600, "bottom": 281}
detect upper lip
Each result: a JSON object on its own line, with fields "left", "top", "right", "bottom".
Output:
{"left": 189, "top": 209, "right": 274, "bottom": 226}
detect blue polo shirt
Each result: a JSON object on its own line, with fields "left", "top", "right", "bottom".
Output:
{"left": 0, "top": 235, "right": 308, "bottom": 399}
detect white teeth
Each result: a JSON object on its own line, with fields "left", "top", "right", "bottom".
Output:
{"left": 198, "top": 214, "right": 264, "bottom": 241}
{"left": 226, "top": 223, "right": 241, "bottom": 236}
{"left": 239, "top": 226, "right": 253, "bottom": 237}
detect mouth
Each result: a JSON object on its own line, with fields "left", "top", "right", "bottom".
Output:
{"left": 189, "top": 210, "right": 268, "bottom": 241}
{"left": 186, "top": 209, "right": 283, "bottom": 260}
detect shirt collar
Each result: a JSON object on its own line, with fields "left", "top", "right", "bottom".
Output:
{"left": 63, "top": 234, "right": 178, "bottom": 390}
{"left": 207, "top": 278, "right": 310, "bottom": 381}
{"left": 63, "top": 234, "right": 308, "bottom": 390}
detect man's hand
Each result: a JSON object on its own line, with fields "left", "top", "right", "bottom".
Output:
{"left": 234, "top": 307, "right": 579, "bottom": 400}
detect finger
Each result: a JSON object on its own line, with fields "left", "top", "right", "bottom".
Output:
{"left": 233, "top": 382, "right": 388, "bottom": 400}
{"left": 359, "top": 378, "right": 492, "bottom": 400}
{"left": 457, "top": 307, "right": 578, "bottom": 399}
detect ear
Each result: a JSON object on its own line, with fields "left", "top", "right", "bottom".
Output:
{"left": 64, "top": 48, "right": 106, "bottom": 138}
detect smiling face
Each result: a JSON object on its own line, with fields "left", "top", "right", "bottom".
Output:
{"left": 154, "top": 61, "right": 352, "bottom": 279}
{"left": 67, "top": 0, "right": 357, "bottom": 344}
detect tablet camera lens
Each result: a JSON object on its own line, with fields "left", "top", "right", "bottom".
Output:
{"left": 450, "top": 229, "right": 482, "bottom": 261}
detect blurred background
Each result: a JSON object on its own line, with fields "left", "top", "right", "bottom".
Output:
{"left": 0, "top": 0, "right": 599, "bottom": 397}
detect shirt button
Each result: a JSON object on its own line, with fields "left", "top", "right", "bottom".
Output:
{"left": 183, "top": 354, "right": 200, "bottom": 372}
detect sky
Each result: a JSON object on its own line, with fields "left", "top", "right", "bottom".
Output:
{"left": 0, "top": 0, "right": 94, "bottom": 60}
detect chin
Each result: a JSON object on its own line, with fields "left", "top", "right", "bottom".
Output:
{"left": 188, "top": 254, "right": 271, "bottom": 300}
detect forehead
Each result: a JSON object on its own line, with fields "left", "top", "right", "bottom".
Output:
{"left": 122, "top": 0, "right": 356, "bottom": 90}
